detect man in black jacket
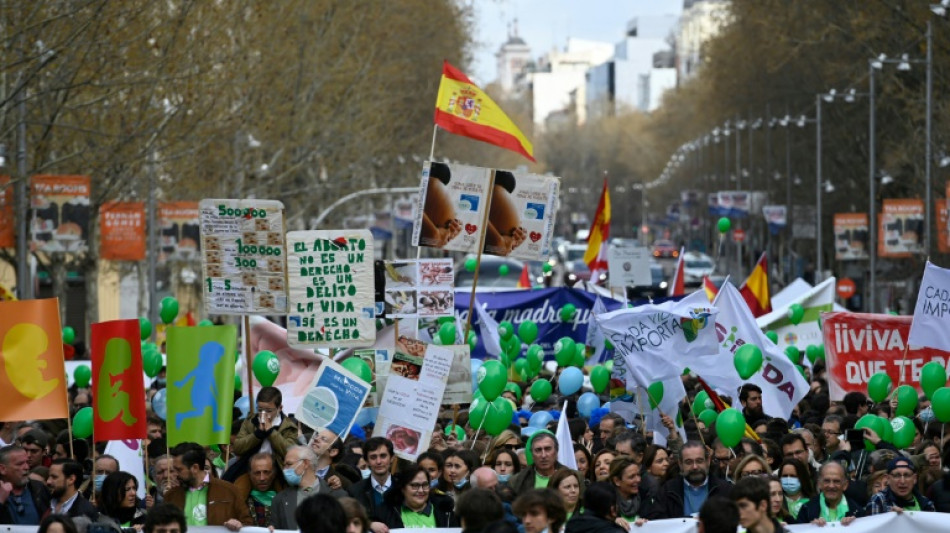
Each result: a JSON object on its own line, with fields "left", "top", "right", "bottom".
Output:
{"left": 647, "top": 441, "right": 731, "bottom": 519}
{"left": 346, "top": 437, "right": 394, "bottom": 533}
{"left": 565, "top": 482, "right": 628, "bottom": 533}
{"left": 0, "top": 444, "right": 50, "bottom": 524}
{"left": 795, "top": 462, "right": 859, "bottom": 525}
{"left": 46, "top": 459, "right": 98, "bottom": 521}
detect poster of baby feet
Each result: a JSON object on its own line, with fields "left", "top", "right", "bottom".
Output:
{"left": 412, "top": 160, "right": 491, "bottom": 253}
{"left": 483, "top": 169, "right": 560, "bottom": 260}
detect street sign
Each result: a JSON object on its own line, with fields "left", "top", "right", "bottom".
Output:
{"left": 733, "top": 228, "right": 746, "bottom": 242}
{"left": 837, "top": 278, "right": 856, "bottom": 299}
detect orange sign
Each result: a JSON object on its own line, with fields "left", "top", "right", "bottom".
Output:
{"left": 0, "top": 298, "right": 69, "bottom": 421}
{"left": 0, "top": 176, "right": 12, "bottom": 248}
{"left": 837, "top": 278, "right": 856, "bottom": 299}
{"left": 878, "top": 199, "right": 924, "bottom": 258}
{"left": 100, "top": 201, "right": 145, "bottom": 261}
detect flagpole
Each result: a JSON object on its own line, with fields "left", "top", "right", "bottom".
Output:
{"left": 66, "top": 415, "right": 75, "bottom": 459}
{"left": 429, "top": 125, "right": 439, "bottom": 161}
{"left": 244, "top": 316, "right": 255, "bottom": 417}
{"left": 464, "top": 171, "right": 498, "bottom": 339}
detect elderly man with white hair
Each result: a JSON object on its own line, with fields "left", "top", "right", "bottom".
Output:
{"left": 470, "top": 467, "right": 499, "bottom": 491}
{"left": 269, "top": 445, "right": 347, "bottom": 530}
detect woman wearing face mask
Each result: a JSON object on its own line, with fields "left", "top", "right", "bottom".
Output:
{"left": 487, "top": 448, "right": 521, "bottom": 485}
{"left": 592, "top": 450, "right": 616, "bottom": 483}
{"left": 513, "top": 488, "right": 567, "bottom": 533}
{"left": 778, "top": 458, "right": 815, "bottom": 521}
{"left": 439, "top": 449, "right": 478, "bottom": 498}
{"left": 609, "top": 456, "right": 651, "bottom": 526}
{"left": 417, "top": 452, "right": 446, "bottom": 492}
{"left": 549, "top": 469, "right": 583, "bottom": 521}
{"left": 376, "top": 464, "right": 458, "bottom": 529}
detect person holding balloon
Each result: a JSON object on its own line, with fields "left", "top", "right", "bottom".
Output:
{"left": 230, "top": 387, "right": 299, "bottom": 473}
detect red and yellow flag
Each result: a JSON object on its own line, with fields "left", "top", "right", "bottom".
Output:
{"left": 703, "top": 276, "right": 719, "bottom": 302}
{"left": 668, "top": 247, "right": 686, "bottom": 297}
{"left": 434, "top": 61, "right": 535, "bottom": 162}
{"left": 740, "top": 252, "right": 772, "bottom": 317}
{"left": 0, "top": 298, "right": 69, "bottom": 421}
{"left": 517, "top": 263, "right": 531, "bottom": 289}
{"left": 92, "top": 320, "right": 147, "bottom": 441}
{"left": 584, "top": 179, "right": 611, "bottom": 280}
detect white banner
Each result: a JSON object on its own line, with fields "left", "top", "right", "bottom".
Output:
{"left": 757, "top": 277, "right": 836, "bottom": 351}
{"left": 909, "top": 261, "right": 950, "bottom": 351}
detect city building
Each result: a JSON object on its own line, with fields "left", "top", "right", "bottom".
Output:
{"left": 676, "top": 0, "right": 732, "bottom": 81}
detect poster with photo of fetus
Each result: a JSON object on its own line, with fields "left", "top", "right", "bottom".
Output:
{"left": 483, "top": 169, "right": 560, "bottom": 261}
{"left": 412, "top": 161, "right": 490, "bottom": 253}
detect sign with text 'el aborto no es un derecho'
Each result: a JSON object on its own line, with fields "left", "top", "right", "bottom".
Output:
{"left": 286, "top": 229, "right": 376, "bottom": 349}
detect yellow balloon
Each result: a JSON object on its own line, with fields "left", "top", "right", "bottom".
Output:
{"left": 2, "top": 323, "right": 59, "bottom": 399}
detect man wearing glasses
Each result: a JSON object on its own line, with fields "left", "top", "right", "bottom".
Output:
{"left": 0, "top": 445, "right": 49, "bottom": 525}
{"left": 270, "top": 445, "right": 346, "bottom": 530}
{"left": 232, "top": 387, "right": 299, "bottom": 472}
{"left": 865, "top": 457, "right": 935, "bottom": 514}
{"left": 821, "top": 416, "right": 843, "bottom": 456}
{"left": 794, "top": 462, "right": 859, "bottom": 524}
{"left": 648, "top": 441, "right": 731, "bottom": 519}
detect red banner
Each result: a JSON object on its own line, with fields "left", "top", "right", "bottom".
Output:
{"left": 0, "top": 176, "right": 12, "bottom": 248}
{"left": 100, "top": 201, "right": 145, "bottom": 261}
{"left": 822, "top": 312, "right": 950, "bottom": 401}
{"left": 91, "top": 319, "right": 146, "bottom": 440}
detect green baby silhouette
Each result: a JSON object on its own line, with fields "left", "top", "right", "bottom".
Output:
{"left": 97, "top": 338, "right": 138, "bottom": 426}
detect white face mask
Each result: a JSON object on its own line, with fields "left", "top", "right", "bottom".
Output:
{"left": 360, "top": 468, "right": 371, "bottom": 479}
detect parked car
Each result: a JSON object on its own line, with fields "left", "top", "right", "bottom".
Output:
{"left": 652, "top": 239, "right": 679, "bottom": 258}
{"left": 682, "top": 251, "right": 715, "bottom": 286}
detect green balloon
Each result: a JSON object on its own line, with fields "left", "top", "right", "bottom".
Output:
{"left": 253, "top": 350, "right": 281, "bottom": 387}
{"left": 920, "top": 362, "right": 947, "bottom": 400}
{"left": 879, "top": 414, "right": 894, "bottom": 443}
{"left": 469, "top": 396, "right": 488, "bottom": 428}
{"left": 438, "top": 322, "right": 457, "bottom": 345}
{"left": 198, "top": 319, "right": 214, "bottom": 327}
{"left": 139, "top": 317, "right": 152, "bottom": 340}
{"left": 867, "top": 372, "right": 893, "bottom": 403}
{"left": 590, "top": 366, "right": 610, "bottom": 394}
{"left": 465, "top": 257, "right": 477, "bottom": 272}
{"left": 717, "top": 217, "right": 731, "bottom": 233}
{"left": 784, "top": 346, "right": 800, "bottom": 364}
{"left": 715, "top": 408, "right": 745, "bottom": 447}
{"left": 504, "top": 337, "right": 522, "bottom": 359}
{"left": 235, "top": 374, "right": 242, "bottom": 391}
{"left": 499, "top": 351, "right": 511, "bottom": 368}
{"left": 341, "top": 357, "right": 372, "bottom": 383}
{"left": 62, "top": 326, "right": 76, "bottom": 345}
{"left": 788, "top": 303, "right": 805, "bottom": 325}
{"left": 542, "top": 263, "right": 552, "bottom": 273}
{"left": 554, "top": 337, "right": 576, "bottom": 367}
{"left": 513, "top": 359, "right": 529, "bottom": 382}
{"left": 734, "top": 344, "right": 763, "bottom": 380}
{"left": 527, "top": 344, "right": 544, "bottom": 372}
{"left": 530, "top": 379, "right": 553, "bottom": 402}
{"left": 159, "top": 296, "right": 179, "bottom": 325}
{"left": 74, "top": 365, "right": 91, "bottom": 388}
{"left": 817, "top": 344, "right": 825, "bottom": 360}
{"left": 499, "top": 264, "right": 510, "bottom": 276}
{"left": 692, "top": 391, "right": 710, "bottom": 416}
{"left": 572, "top": 343, "right": 586, "bottom": 368}
{"left": 895, "top": 385, "right": 918, "bottom": 417}
{"left": 931, "top": 387, "right": 950, "bottom": 422}
{"left": 647, "top": 381, "right": 664, "bottom": 410}
{"left": 559, "top": 304, "right": 577, "bottom": 322}
{"left": 498, "top": 321, "right": 514, "bottom": 341}
{"left": 698, "top": 409, "right": 718, "bottom": 427}
{"left": 143, "top": 348, "right": 163, "bottom": 378}
{"left": 478, "top": 360, "right": 507, "bottom": 401}
{"left": 805, "top": 345, "right": 821, "bottom": 365}
{"left": 484, "top": 397, "right": 514, "bottom": 435}
{"left": 890, "top": 416, "right": 915, "bottom": 449}
{"left": 854, "top": 414, "right": 886, "bottom": 450}
{"left": 467, "top": 331, "right": 478, "bottom": 350}
{"left": 765, "top": 331, "right": 778, "bottom": 344}
{"left": 444, "top": 424, "right": 466, "bottom": 442}
{"left": 604, "top": 359, "right": 613, "bottom": 372}
{"left": 518, "top": 321, "right": 539, "bottom": 344}
{"left": 72, "top": 407, "right": 93, "bottom": 439}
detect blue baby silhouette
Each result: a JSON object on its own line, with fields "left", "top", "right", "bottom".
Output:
{"left": 174, "top": 341, "right": 227, "bottom": 431}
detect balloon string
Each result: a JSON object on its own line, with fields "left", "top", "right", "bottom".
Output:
{"left": 470, "top": 404, "right": 489, "bottom": 451}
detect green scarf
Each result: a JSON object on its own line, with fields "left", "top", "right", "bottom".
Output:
{"left": 250, "top": 489, "right": 276, "bottom": 506}
{"left": 819, "top": 493, "right": 848, "bottom": 522}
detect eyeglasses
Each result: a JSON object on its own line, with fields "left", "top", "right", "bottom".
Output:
{"left": 713, "top": 456, "right": 731, "bottom": 464}
{"left": 407, "top": 482, "right": 430, "bottom": 492}
{"left": 740, "top": 470, "right": 766, "bottom": 478}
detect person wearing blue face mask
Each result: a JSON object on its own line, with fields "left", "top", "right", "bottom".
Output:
{"left": 777, "top": 458, "right": 815, "bottom": 521}
{"left": 417, "top": 452, "right": 446, "bottom": 492}
{"left": 270, "top": 445, "right": 346, "bottom": 530}
{"left": 487, "top": 449, "right": 521, "bottom": 486}
{"left": 88, "top": 455, "right": 119, "bottom": 501}
{"left": 439, "top": 450, "right": 478, "bottom": 499}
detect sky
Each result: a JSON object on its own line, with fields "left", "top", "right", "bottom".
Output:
{"left": 470, "top": 0, "right": 683, "bottom": 84}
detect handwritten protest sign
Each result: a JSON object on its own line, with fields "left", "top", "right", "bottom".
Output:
{"left": 296, "top": 358, "right": 370, "bottom": 441}
{"left": 374, "top": 335, "right": 454, "bottom": 460}
{"left": 383, "top": 259, "right": 455, "bottom": 318}
{"left": 199, "top": 199, "right": 287, "bottom": 315}
{"left": 909, "top": 262, "right": 950, "bottom": 352}
{"left": 286, "top": 229, "right": 376, "bottom": 349}
{"left": 823, "top": 311, "right": 950, "bottom": 400}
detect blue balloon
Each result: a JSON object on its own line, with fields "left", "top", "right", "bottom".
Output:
{"left": 234, "top": 396, "right": 251, "bottom": 419}
{"left": 558, "top": 367, "right": 584, "bottom": 396}
{"left": 577, "top": 392, "right": 601, "bottom": 417}
{"left": 152, "top": 388, "right": 168, "bottom": 420}
{"left": 354, "top": 407, "right": 379, "bottom": 428}
{"left": 521, "top": 426, "right": 541, "bottom": 438}
{"left": 528, "top": 410, "right": 554, "bottom": 428}
{"left": 471, "top": 359, "right": 484, "bottom": 392}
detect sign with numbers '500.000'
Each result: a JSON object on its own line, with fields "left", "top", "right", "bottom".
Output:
{"left": 198, "top": 199, "right": 287, "bottom": 315}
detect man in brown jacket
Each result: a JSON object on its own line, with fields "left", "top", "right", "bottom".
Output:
{"left": 165, "top": 442, "right": 251, "bottom": 531}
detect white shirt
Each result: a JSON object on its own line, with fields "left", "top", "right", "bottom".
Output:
{"left": 371, "top": 475, "right": 391, "bottom": 494}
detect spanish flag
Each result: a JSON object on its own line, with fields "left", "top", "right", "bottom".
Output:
{"left": 434, "top": 61, "right": 535, "bottom": 162}
{"left": 517, "top": 263, "right": 531, "bottom": 289}
{"left": 740, "top": 252, "right": 772, "bottom": 317}
{"left": 584, "top": 179, "right": 611, "bottom": 280}
{"left": 702, "top": 276, "right": 719, "bottom": 302}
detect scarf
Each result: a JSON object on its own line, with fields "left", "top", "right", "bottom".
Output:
{"left": 617, "top": 494, "right": 641, "bottom": 519}
{"left": 819, "top": 493, "right": 848, "bottom": 522}
{"left": 250, "top": 489, "right": 276, "bottom": 506}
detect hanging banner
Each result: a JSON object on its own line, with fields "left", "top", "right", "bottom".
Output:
{"left": 717, "top": 191, "right": 750, "bottom": 218}
{"left": 199, "top": 199, "right": 287, "bottom": 315}
{"left": 159, "top": 201, "right": 201, "bottom": 262}
{"left": 382, "top": 259, "right": 455, "bottom": 318}
{"left": 0, "top": 176, "right": 13, "bottom": 248}
{"left": 762, "top": 205, "right": 787, "bottom": 235}
{"left": 30, "top": 175, "right": 91, "bottom": 254}
{"left": 822, "top": 311, "right": 950, "bottom": 401}
{"left": 879, "top": 199, "right": 924, "bottom": 257}
{"left": 286, "top": 229, "right": 376, "bottom": 349}
{"left": 792, "top": 205, "right": 817, "bottom": 239}
{"left": 707, "top": 193, "right": 723, "bottom": 216}
{"left": 100, "top": 201, "right": 146, "bottom": 261}
{"left": 833, "top": 213, "right": 869, "bottom": 260}
{"left": 91, "top": 319, "right": 147, "bottom": 441}
{"left": 295, "top": 358, "right": 370, "bottom": 440}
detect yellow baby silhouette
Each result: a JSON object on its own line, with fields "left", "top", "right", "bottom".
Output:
{"left": 2, "top": 323, "right": 60, "bottom": 399}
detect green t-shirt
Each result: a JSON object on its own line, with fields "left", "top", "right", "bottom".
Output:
{"left": 786, "top": 496, "right": 809, "bottom": 519}
{"left": 184, "top": 486, "right": 208, "bottom": 526}
{"left": 534, "top": 473, "right": 550, "bottom": 488}
{"left": 401, "top": 505, "right": 437, "bottom": 528}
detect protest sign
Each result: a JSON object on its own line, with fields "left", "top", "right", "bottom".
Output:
{"left": 834, "top": 213, "right": 869, "bottom": 260}
{"left": 286, "top": 229, "right": 376, "bottom": 349}
{"left": 909, "top": 261, "right": 950, "bottom": 352}
{"left": 104, "top": 439, "right": 146, "bottom": 499}
{"left": 879, "top": 199, "right": 924, "bottom": 257}
{"left": 199, "top": 199, "right": 287, "bottom": 315}
{"left": 607, "top": 246, "right": 651, "bottom": 288}
{"left": 91, "top": 319, "right": 147, "bottom": 441}
{"left": 482, "top": 169, "right": 560, "bottom": 260}
{"left": 100, "top": 201, "right": 146, "bottom": 261}
{"left": 295, "top": 358, "right": 370, "bottom": 441}
{"left": 30, "top": 175, "right": 91, "bottom": 254}
{"left": 0, "top": 176, "right": 12, "bottom": 248}
{"left": 383, "top": 259, "right": 455, "bottom": 318}
{"left": 159, "top": 201, "right": 201, "bottom": 262}
{"left": 412, "top": 161, "right": 491, "bottom": 253}
{"left": 822, "top": 311, "right": 950, "bottom": 400}
{"left": 354, "top": 348, "right": 385, "bottom": 407}
{"left": 374, "top": 336, "right": 455, "bottom": 460}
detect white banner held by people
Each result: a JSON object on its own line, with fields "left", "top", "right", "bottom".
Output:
{"left": 909, "top": 261, "right": 950, "bottom": 351}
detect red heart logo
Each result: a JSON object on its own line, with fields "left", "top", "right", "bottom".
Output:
{"left": 465, "top": 224, "right": 477, "bottom": 234}
{"left": 529, "top": 231, "right": 542, "bottom": 242}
